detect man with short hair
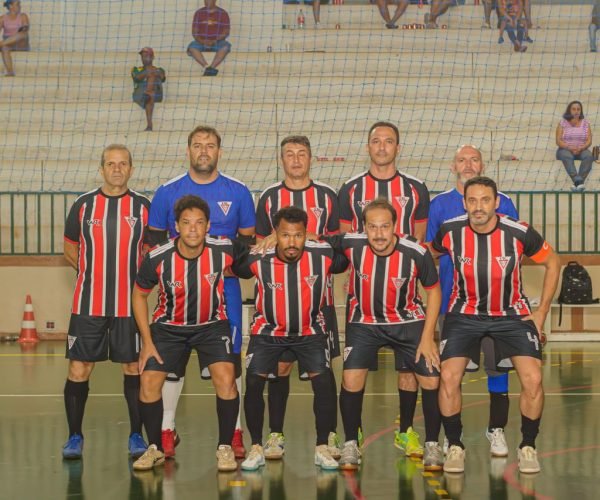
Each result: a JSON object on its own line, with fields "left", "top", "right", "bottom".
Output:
{"left": 329, "top": 198, "right": 443, "bottom": 471}
{"left": 338, "top": 121, "right": 430, "bottom": 457}
{"left": 255, "top": 135, "right": 341, "bottom": 460}
{"left": 187, "top": 0, "right": 231, "bottom": 76}
{"left": 147, "top": 125, "right": 255, "bottom": 459}
{"left": 427, "top": 145, "right": 518, "bottom": 458}
{"left": 131, "top": 47, "right": 166, "bottom": 132}
{"left": 62, "top": 144, "right": 150, "bottom": 460}
{"left": 431, "top": 176, "right": 561, "bottom": 474}
{"left": 233, "top": 206, "right": 349, "bottom": 471}
{"left": 132, "top": 195, "right": 239, "bottom": 472}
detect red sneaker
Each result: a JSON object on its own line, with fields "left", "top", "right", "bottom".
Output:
{"left": 231, "top": 429, "right": 246, "bottom": 459}
{"left": 162, "top": 429, "right": 176, "bottom": 458}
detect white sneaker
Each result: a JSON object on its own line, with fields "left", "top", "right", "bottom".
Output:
{"left": 241, "top": 444, "right": 266, "bottom": 471}
{"left": 314, "top": 444, "right": 339, "bottom": 470}
{"left": 486, "top": 428, "right": 509, "bottom": 457}
{"left": 216, "top": 444, "right": 237, "bottom": 472}
{"left": 443, "top": 445, "right": 465, "bottom": 473}
{"left": 338, "top": 440, "right": 361, "bottom": 470}
{"left": 517, "top": 446, "right": 541, "bottom": 473}
{"left": 327, "top": 432, "right": 341, "bottom": 460}
{"left": 264, "top": 432, "right": 285, "bottom": 460}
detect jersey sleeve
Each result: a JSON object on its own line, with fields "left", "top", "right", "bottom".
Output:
{"left": 417, "top": 247, "right": 439, "bottom": 289}
{"left": 237, "top": 185, "right": 256, "bottom": 232}
{"left": 414, "top": 181, "right": 431, "bottom": 222}
{"left": 148, "top": 186, "right": 169, "bottom": 230}
{"left": 64, "top": 199, "right": 82, "bottom": 244}
{"left": 255, "top": 193, "right": 272, "bottom": 238}
{"left": 337, "top": 182, "right": 353, "bottom": 226}
{"left": 523, "top": 225, "right": 550, "bottom": 262}
{"left": 498, "top": 195, "right": 519, "bottom": 219}
{"left": 135, "top": 254, "right": 159, "bottom": 292}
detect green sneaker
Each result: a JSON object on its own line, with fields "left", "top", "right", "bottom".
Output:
{"left": 358, "top": 427, "right": 364, "bottom": 448}
{"left": 394, "top": 427, "right": 424, "bottom": 457}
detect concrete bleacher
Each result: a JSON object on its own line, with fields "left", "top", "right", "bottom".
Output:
{"left": 0, "top": 0, "right": 598, "bottom": 195}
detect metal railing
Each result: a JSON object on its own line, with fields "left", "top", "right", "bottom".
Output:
{"left": 0, "top": 191, "right": 597, "bottom": 256}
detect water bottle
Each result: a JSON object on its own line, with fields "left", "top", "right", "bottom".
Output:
{"left": 297, "top": 9, "right": 305, "bottom": 29}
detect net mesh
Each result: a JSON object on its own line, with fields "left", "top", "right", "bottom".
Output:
{"left": 1, "top": 0, "right": 598, "bottom": 194}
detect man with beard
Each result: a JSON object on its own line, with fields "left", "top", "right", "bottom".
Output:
{"left": 146, "top": 125, "right": 255, "bottom": 459}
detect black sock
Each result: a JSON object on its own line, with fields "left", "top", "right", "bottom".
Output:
{"left": 267, "top": 375, "right": 289, "bottom": 434}
{"left": 244, "top": 375, "right": 267, "bottom": 445}
{"left": 139, "top": 399, "right": 163, "bottom": 450}
{"left": 441, "top": 412, "right": 464, "bottom": 448}
{"left": 311, "top": 373, "right": 336, "bottom": 445}
{"left": 217, "top": 395, "right": 239, "bottom": 446}
{"left": 64, "top": 379, "right": 89, "bottom": 437}
{"left": 488, "top": 392, "right": 509, "bottom": 431}
{"left": 519, "top": 415, "right": 541, "bottom": 449}
{"left": 340, "top": 386, "right": 364, "bottom": 443}
{"left": 421, "top": 388, "right": 442, "bottom": 443}
{"left": 328, "top": 370, "right": 338, "bottom": 433}
{"left": 123, "top": 375, "right": 142, "bottom": 435}
{"left": 398, "top": 389, "right": 418, "bottom": 433}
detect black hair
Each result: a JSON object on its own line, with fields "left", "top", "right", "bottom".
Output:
{"left": 463, "top": 176, "right": 498, "bottom": 199}
{"left": 368, "top": 121, "right": 400, "bottom": 145}
{"left": 187, "top": 125, "right": 222, "bottom": 148}
{"left": 362, "top": 197, "right": 397, "bottom": 226}
{"left": 563, "top": 101, "right": 585, "bottom": 121}
{"left": 280, "top": 135, "right": 312, "bottom": 156}
{"left": 174, "top": 195, "right": 211, "bottom": 222}
{"left": 272, "top": 206, "right": 308, "bottom": 229}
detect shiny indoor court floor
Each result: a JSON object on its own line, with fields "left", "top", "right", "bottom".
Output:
{"left": 0, "top": 341, "right": 598, "bottom": 500}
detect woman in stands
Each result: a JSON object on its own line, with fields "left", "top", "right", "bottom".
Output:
{"left": 556, "top": 100, "right": 594, "bottom": 192}
{"left": 0, "top": 0, "right": 29, "bottom": 76}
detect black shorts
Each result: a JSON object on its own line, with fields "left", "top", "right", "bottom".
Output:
{"left": 440, "top": 313, "right": 542, "bottom": 372}
{"left": 168, "top": 350, "right": 242, "bottom": 380}
{"left": 344, "top": 321, "right": 439, "bottom": 377}
{"left": 66, "top": 314, "right": 139, "bottom": 363}
{"left": 246, "top": 335, "right": 330, "bottom": 377}
{"left": 145, "top": 320, "right": 235, "bottom": 374}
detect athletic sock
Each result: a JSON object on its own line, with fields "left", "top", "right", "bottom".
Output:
{"left": 488, "top": 392, "right": 509, "bottom": 431}
{"left": 161, "top": 375, "right": 184, "bottom": 430}
{"left": 217, "top": 395, "right": 239, "bottom": 446}
{"left": 340, "top": 386, "right": 364, "bottom": 443}
{"left": 311, "top": 373, "right": 336, "bottom": 445}
{"left": 139, "top": 399, "right": 164, "bottom": 450}
{"left": 328, "top": 369, "right": 338, "bottom": 433}
{"left": 244, "top": 375, "right": 267, "bottom": 445}
{"left": 441, "top": 412, "right": 464, "bottom": 448}
{"left": 519, "top": 415, "right": 541, "bottom": 449}
{"left": 235, "top": 376, "right": 243, "bottom": 429}
{"left": 267, "top": 375, "right": 290, "bottom": 433}
{"left": 123, "top": 374, "right": 142, "bottom": 435}
{"left": 399, "top": 389, "right": 418, "bottom": 433}
{"left": 64, "top": 379, "right": 89, "bottom": 437}
{"left": 421, "top": 388, "right": 442, "bottom": 443}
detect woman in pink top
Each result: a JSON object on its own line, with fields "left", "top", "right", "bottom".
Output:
{"left": 556, "top": 100, "right": 593, "bottom": 191}
{"left": 0, "top": 0, "right": 29, "bottom": 76}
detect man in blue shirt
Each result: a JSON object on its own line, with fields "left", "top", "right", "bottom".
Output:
{"left": 427, "top": 145, "right": 518, "bottom": 458}
{"left": 147, "top": 125, "right": 256, "bottom": 459}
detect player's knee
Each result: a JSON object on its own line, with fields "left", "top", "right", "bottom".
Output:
{"left": 277, "top": 361, "right": 293, "bottom": 377}
{"left": 342, "top": 370, "right": 367, "bottom": 392}
{"left": 417, "top": 375, "right": 439, "bottom": 391}
{"left": 398, "top": 371, "right": 418, "bottom": 391}
{"left": 68, "top": 360, "right": 94, "bottom": 381}
{"left": 122, "top": 362, "right": 139, "bottom": 376}
{"left": 211, "top": 364, "right": 237, "bottom": 398}
{"left": 520, "top": 369, "right": 543, "bottom": 396}
{"left": 440, "top": 366, "right": 461, "bottom": 392}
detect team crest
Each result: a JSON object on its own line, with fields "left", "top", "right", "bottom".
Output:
{"left": 311, "top": 207, "right": 324, "bottom": 219}
{"left": 395, "top": 196, "right": 410, "bottom": 208}
{"left": 267, "top": 282, "right": 283, "bottom": 290}
{"left": 204, "top": 273, "right": 218, "bottom": 285}
{"left": 67, "top": 335, "right": 77, "bottom": 349}
{"left": 496, "top": 256, "right": 511, "bottom": 269}
{"left": 356, "top": 270, "right": 369, "bottom": 281}
{"left": 392, "top": 277, "right": 406, "bottom": 289}
{"left": 343, "top": 346, "right": 353, "bottom": 361}
{"left": 305, "top": 275, "right": 318, "bottom": 288}
{"left": 245, "top": 353, "right": 254, "bottom": 368}
{"left": 124, "top": 215, "right": 138, "bottom": 228}
{"left": 357, "top": 200, "right": 372, "bottom": 208}
{"left": 218, "top": 201, "right": 232, "bottom": 216}
{"left": 457, "top": 256, "right": 472, "bottom": 265}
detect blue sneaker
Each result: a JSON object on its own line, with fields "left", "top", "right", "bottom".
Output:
{"left": 128, "top": 433, "right": 148, "bottom": 459}
{"left": 62, "top": 434, "right": 83, "bottom": 459}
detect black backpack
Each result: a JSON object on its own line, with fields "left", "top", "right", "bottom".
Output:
{"left": 558, "top": 261, "right": 599, "bottom": 324}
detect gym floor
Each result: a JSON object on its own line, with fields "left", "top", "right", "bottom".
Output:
{"left": 0, "top": 341, "right": 597, "bottom": 500}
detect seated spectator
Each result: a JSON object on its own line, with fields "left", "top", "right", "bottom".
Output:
{"left": 0, "top": 0, "right": 29, "bottom": 77}
{"left": 187, "top": 0, "right": 231, "bottom": 77}
{"left": 498, "top": 0, "right": 527, "bottom": 52}
{"left": 556, "top": 101, "right": 593, "bottom": 192}
{"left": 375, "top": 0, "right": 409, "bottom": 29}
{"left": 131, "top": 47, "right": 166, "bottom": 132}
{"left": 590, "top": 0, "right": 599, "bottom": 52}
{"left": 425, "top": 0, "right": 454, "bottom": 29}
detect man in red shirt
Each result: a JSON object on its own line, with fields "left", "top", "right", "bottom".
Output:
{"left": 187, "top": 0, "right": 231, "bottom": 76}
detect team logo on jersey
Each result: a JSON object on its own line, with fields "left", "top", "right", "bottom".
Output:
{"left": 124, "top": 215, "right": 138, "bottom": 228}
{"left": 245, "top": 353, "right": 254, "bottom": 368}
{"left": 204, "top": 273, "right": 218, "bottom": 285}
{"left": 305, "top": 275, "right": 318, "bottom": 288}
{"left": 356, "top": 270, "right": 369, "bottom": 281}
{"left": 67, "top": 335, "right": 77, "bottom": 349}
{"left": 311, "top": 207, "right": 324, "bottom": 219}
{"left": 218, "top": 201, "right": 232, "bottom": 216}
{"left": 395, "top": 196, "right": 410, "bottom": 208}
{"left": 267, "top": 282, "right": 283, "bottom": 290}
{"left": 457, "top": 256, "right": 472, "bottom": 265}
{"left": 496, "top": 256, "right": 511, "bottom": 269}
{"left": 86, "top": 219, "right": 101, "bottom": 226}
{"left": 439, "top": 339, "right": 447, "bottom": 355}
{"left": 343, "top": 346, "right": 353, "bottom": 361}
{"left": 167, "top": 280, "right": 183, "bottom": 289}
{"left": 392, "top": 277, "right": 406, "bottom": 289}
{"left": 357, "top": 200, "right": 372, "bottom": 208}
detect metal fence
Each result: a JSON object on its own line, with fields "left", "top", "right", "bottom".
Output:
{"left": 0, "top": 191, "right": 597, "bottom": 256}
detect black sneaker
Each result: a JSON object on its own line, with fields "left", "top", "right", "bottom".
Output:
{"left": 203, "top": 66, "right": 219, "bottom": 76}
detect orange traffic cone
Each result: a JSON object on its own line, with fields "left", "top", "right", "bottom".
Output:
{"left": 18, "top": 295, "right": 39, "bottom": 343}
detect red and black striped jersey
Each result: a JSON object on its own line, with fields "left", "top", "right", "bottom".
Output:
{"left": 232, "top": 241, "right": 348, "bottom": 336}
{"left": 327, "top": 233, "right": 438, "bottom": 324}
{"left": 255, "top": 180, "right": 339, "bottom": 238}
{"left": 64, "top": 189, "right": 150, "bottom": 317}
{"left": 135, "top": 236, "right": 234, "bottom": 326}
{"left": 338, "top": 170, "right": 430, "bottom": 235}
{"left": 432, "top": 214, "right": 551, "bottom": 316}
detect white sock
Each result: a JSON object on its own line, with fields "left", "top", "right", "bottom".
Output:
{"left": 161, "top": 376, "right": 184, "bottom": 430}
{"left": 235, "top": 375, "right": 243, "bottom": 430}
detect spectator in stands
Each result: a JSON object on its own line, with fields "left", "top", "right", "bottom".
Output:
{"left": 187, "top": 0, "right": 231, "bottom": 77}
{"left": 311, "top": 1, "right": 322, "bottom": 26}
{"left": 589, "top": 0, "right": 600, "bottom": 52}
{"left": 131, "top": 47, "right": 166, "bottom": 132}
{"left": 556, "top": 101, "right": 593, "bottom": 192}
{"left": 0, "top": 0, "right": 29, "bottom": 76}
{"left": 375, "top": 0, "right": 409, "bottom": 29}
{"left": 498, "top": 0, "right": 527, "bottom": 52}
{"left": 481, "top": 0, "right": 497, "bottom": 29}
{"left": 425, "top": 0, "right": 453, "bottom": 29}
